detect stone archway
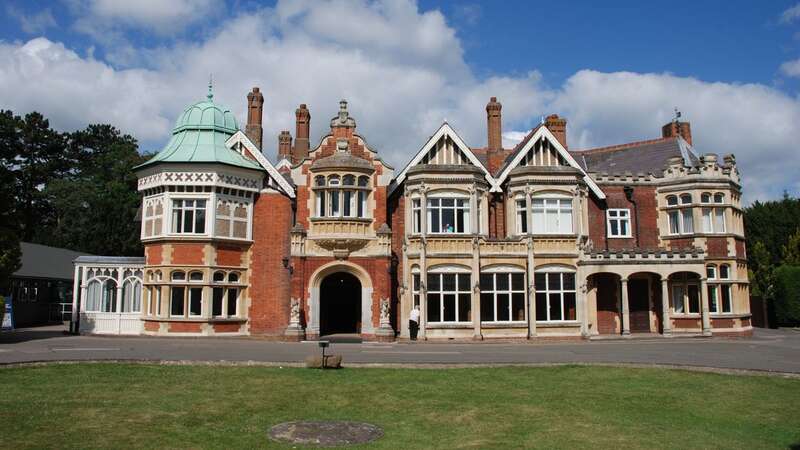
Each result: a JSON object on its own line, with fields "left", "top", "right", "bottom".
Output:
{"left": 307, "top": 261, "right": 374, "bottom": 339}
{"left": 319, "top": 272, "right": 362, "bottom": 336}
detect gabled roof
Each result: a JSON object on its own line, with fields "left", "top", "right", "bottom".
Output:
{"left": 573, "top": 136, "right": 700, "bottom": 175}
{"left": 390, "top": 122, "right": 494, "bottom": 195}
{"left": 492, "top": 126, "right": 605, "bottom": 199}
{"left": 15, "top": 242, "right": 92, "bottom": 280}
{"left": 226, "top": 131, "right": 296, "bottom": 198}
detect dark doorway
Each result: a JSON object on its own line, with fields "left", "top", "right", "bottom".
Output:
{"left": 320, "top": 272, "right": 361, "bottom": 336}
{"left": 595, "top": 274, "right": 619, "bottom": 335}
{"left": 628, "top": 278, "right": 651, "bottom": 333}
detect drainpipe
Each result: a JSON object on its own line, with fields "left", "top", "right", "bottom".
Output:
{"left": 623, "top": 186, "right": 640, "bottom": 248}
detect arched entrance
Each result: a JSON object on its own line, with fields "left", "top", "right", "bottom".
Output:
{"left": 319, "top": 272, "right": 362, "bottom": 336}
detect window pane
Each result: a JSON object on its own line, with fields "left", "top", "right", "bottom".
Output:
{"left": 672, "top": 285, "right": 684, "bottom": 313}
{"left": 496, "top": 273, "right": 509, "bottom": 290}
{"left": 511, "top": 274, "right": 525, "bottom": 291}
{"left": 548, "top": 273, "right": 561, "bottom": 290}
{"left": 442, "top": 208, "right": 455, "bottom": 233}
{"left": 496, "top": 293, "right": 510, "bottom": 321}
{"left": 458, "top": 294, "right": 471, "bottom": 322}
{"left": 546, "top": 210, "right": 558, "bottom": 233}
{"left": 559, "top": 208, "right": 573, "bottom": 234}
{"left": 669, "top": 211, "right": 680, "bottom": 234}
{"left": 213, "top": 288, "right": 224, "bottom": 316}
{"left": 427, "top": 294, "right": 440, "bottom": 322}
{"left": 682, "top": 209, "right": 694, "bottom": 233}
{"left": 512, "top": 293, "right": 525, "bottom": 321}
{"left": 412, "top": 274, "right": 420, "bottom": 291}
{"left": 667, "top": 196, "right": 678, "bottom": 206}
{"left": 457, "top": 274, "right": 471, "bottom": 292}
{"left": 720, "top": 265, "right": 730, "bottom": 279}
{"left": 481, "top": 293, "right": 494, "bottom": 321}
{"left": 708, "top": 286, "right": 718, "bottom": 313}
{"left": 184, "top": 210, "right": 194, "bottom": 232}
{"left": 564, "top": 293, "right": 576, "bottom": 320}
{"left": 343, "top": 191, "right": 352, "bottom": 216}
{"left": 714, "top": 208, "right": 725, "bottom": 233}
{"left": 427, "top": 274, "right": 440, "bottom": 291}
{"left": 195, "top": 208, "right": 205, "bottom": 233}
{"left": 171, "top": 287, "right": 185, "bottom": 316}
{"left": 702, "top": 209, "right": 713, "bottom": 233}
{"left": 535, "top": 293, "right": 547, "bottom": 321}
{"left": 227, "top": 289, "right": 238, "bottom": 316}
{"left": 443, "top": 294, "right": 456, "bottom": 321}
{"left": 721, "top": 285, "right": 732, "bottom": 313}
{"left": 443, "top": 274, "right": 456, "bottom": 292}
{"left": 549, "top": 293, "right": 562, "bottom": 321}
{"left": 610, "top": 220, "right": 619, "bottom": 236}
{"left": 430, "top": 209, "right": 440, "bottom": 233}
{"left": 563, "top": 273, "right": 575, "bottom": 290}
{"left": 534, "top": 273, "right": 546, "bottom": 289}
{"left": 189, "top": 288, "right": 202, "bottom": 316}
{"left": 480, "top": 274, "right": 493, "bottom": 291}
{"left": 688, "top": 285, "right": 699, "bottom": 313}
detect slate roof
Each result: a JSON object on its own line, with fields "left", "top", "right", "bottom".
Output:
{"left": 572, "top": 136, "right": 701, "bottom": 175}
{"left": 14, "top": 242, "right": 93, "bottom": 280}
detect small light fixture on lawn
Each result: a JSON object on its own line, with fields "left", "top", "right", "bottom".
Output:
{"left": 318, "top": 340, "right": 330, "bottom": 369}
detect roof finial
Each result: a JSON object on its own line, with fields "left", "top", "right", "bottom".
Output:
{"left": 207, "top": 74, "right": 214, "bottom": 101}
{"left": 673, "top": 107, "right": 681, "bottom": 123}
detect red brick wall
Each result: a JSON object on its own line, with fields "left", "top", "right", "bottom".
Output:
{"left": 389, "top": 193, "right": 405, "bottom": 329}
{"left": 668, "top": 238, "right": 694, "bottom": 250}
{"left": 171, "top": 243, "right": 205, "bottom": 265}
{"left": 488, "top": 193, "right": 506, "bottom": 238}
{"left": 169, "top": 322, "right": 203, "bottom": 333}
{"left": 143, "top": 320, "right": 159, "bottom": 332}
{"left": 213, "top": 322, "right": 242, "bottom": 333}
{"left": 706, "top": 237, "right": 728, "bottom": 258}
{"left": 145, "top": 244, "right": 163, "bottom": 265}
{"left": 216, "top": 244, "right": 246, "bottom": 267}
{"left": 735, "top": 238, "right": 746, "bottom": 259}
{"left": 248, "top": 191, "right": 293, "bottom": 335}
{"left": 588, "top": 185, "right": 659, "bottom": 250}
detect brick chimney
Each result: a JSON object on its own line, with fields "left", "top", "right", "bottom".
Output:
{"left": 486, "top": 97, "right": 502, "bottom": 151}
{"left": 662, "top": 120, "right": 692, "bottom": 146}
{"left": 278, "top": 130, "right": 293, "bottom": 162}
{"left": 245, "top": 87, "right": 264, "bottom": 150}
{"left": 294, "top": 104, "right": 311, "bottom": 162}
{"left": 545, "top": 114, "right": 567, "bottom": 148}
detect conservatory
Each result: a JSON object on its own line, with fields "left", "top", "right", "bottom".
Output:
{"left": 71, "top": 256, "right": 145, "bottom": 335}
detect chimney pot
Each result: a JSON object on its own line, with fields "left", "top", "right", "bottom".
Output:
{"left": 245, "top": 87, "right": 264, "bottom": 150}
{"left": 486, "top": 96, "right": 502, "bottom": 152}
{"left": 294, "top": 104, "right": 311, "bottom": 162}
{"left": 544, "top": 114, "right": 567, "bottom": 148}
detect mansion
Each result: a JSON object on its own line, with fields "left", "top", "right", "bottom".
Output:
{"left": 70, "top": 86, "right": 752, "bottom": 340}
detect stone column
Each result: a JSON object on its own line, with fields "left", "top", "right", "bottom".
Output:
{"left": 525, "top": 187, "right": 533, "bottom": 236}
{"left": 621, "top": 277, "right": 630, "bottom": 336}
{"left": 419, "top": 185, "right": 428, "bottom": 340}
{"left": 470, "top": 184, "right": 478, "bottom": 235}
{"left": 700, "top": 277, "right": 712, "bottom": 336}
{"left": 661, "top": 278, "right": 672, "bottom": 336}
{"left": 526, "top": 237, "right": 536, "bottom": 338}
{"left": 471, "top": 238, "right": 481, "bottom": 340}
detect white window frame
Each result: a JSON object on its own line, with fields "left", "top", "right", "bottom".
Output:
{"left": 480, "top": 271, "right": 526, "bottom": 323}
{"left": 427, "top": 196, "right": 471, "bottom": 234}
{"left": 532, "top": 195, "right": 573, "bottom": 235}
{"left": 411, "top": 199, "right": 422, "bottom": 234}
{"left": 215, "top": 197, "right": 251, "bottom": 240}
{"left": 707, "top": 264, "right": 733, "bottom": 314}
{"left": 515, "top": 198, "right": 528, "bottom": 235}
{"left": 670, "top": 274, "right": 701, "bottom": 315}
{"left": 606, "top": 208, "right": 631, "bottom": 238}
{"left": 170, "top": 197, "right": 208, "bottom": 235}
{"left": 313, "top": 174, "right": 371, "bottom": 219}
{"left": 426, "top": 270, "right": 472, "bottom": 323}
{"left": 534, "top": 268, "right": 577, "bottom": 322}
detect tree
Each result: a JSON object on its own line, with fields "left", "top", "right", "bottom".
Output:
{"left": 782, "top": 227, "right": 800, "bottom": 266}
{"left": 0, "top": 168, "right": 21, "bottom": 291}
{"left": 749, "top": 241, "right": 774, "bottom": 300}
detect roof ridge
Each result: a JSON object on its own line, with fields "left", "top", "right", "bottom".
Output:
{"left": 575, "top": 136, "right": 675, "bottom": 155}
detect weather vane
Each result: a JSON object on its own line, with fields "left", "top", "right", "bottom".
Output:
{"left": 207, "top": 74, "right": 214, "bottom": 101}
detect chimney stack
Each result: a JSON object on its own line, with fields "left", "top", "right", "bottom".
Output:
{"left": 245, "top": 87, "right": 264, "bottom": 150}
{"left": 486, "top": 97, "right": 502, "bottom": 151}
{"left": 278, "top": 130, "right": 293, "bottom": 163}
{"left": 545, "top": 114, "right": 567, "bottom": 148}
{"left": 661, "top": 120, "right": 692, "bottom": 146}
{"left": 294, "top": 104, "right": 311, "bottom": 161}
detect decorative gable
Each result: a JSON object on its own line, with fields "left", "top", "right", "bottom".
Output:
{"left": 517, "top": 136, "right": 570, "bottom": 167}
{"left": 225, "top": 131, "right": 296, "bottom": 198}
{"left": 419, "top": 134, "right": 471, "bottom": 165}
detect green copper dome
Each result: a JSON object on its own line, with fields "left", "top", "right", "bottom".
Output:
{"left": 136, "top": 88, "right": 261, "bottom": 171}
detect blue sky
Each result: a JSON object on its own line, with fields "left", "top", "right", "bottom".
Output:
{"left": 1, "top": 0, "right": 800, "bottom": 202}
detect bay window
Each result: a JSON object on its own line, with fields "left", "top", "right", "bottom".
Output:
{"left": 607, "top": 209, "right": 631, "bottom": 238}
{"left": 532, "top": 196, "right": 572, "bottom": 234}
{"left": 670, "top": 273, "right": 700, "bottom": 314}
{"left": 426, "top": 272, "right": 471, "bottom": 323}
{"left": 707, "top": 264, "right": 733, "bottom": 314}
{"left": 169, "top": 270, "right": 203, "bottom": 318}
{"left": 212, "top": 271, "right": 240, "bottom": 318}
{"left": 171, "top": 199, "right": 206, "bottom": 234}
{"left": 215, "top": 199, "right": 249, "bottom": 239}
{"left": 480, "top": 272, "right": 526, "bottom": 322}
{"left": 515, "top": 199, "right": 528, "bottom": 234}
{"left": 427, "top": 197, "right": 470, "bottom": 234}
{"left": 534, "top": 270, "right": 576, "bottom": 322}
{"left": 701, "top": 193, "right": 726, "bottom": 234}
{"left": 313, "top": 173, "right": 371, "bottom": 219}
{"left": 666, "top": 194, "right": 694, "bottom": 235}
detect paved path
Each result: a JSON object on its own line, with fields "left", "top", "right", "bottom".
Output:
{"left": 1, "top": 326, "right": 799, "bottom": 373}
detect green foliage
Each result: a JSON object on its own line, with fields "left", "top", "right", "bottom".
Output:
{"left": 0, "top": 110, "right": 147, "bottom": 256}
{"left": 782, "top": 227, "right": 800, "bottom": 266}
{"left": 749, "top": 241, "right": 774, "bottom": 299}
{"left": 774, "top": 265, "right": 800, "bottom": 325}
{"left": 744, "top": 193, "right": 800, "bottom": 267}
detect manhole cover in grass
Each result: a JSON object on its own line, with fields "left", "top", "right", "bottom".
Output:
{"left": 269, "top": 420, "right": 383, "bottom": 447}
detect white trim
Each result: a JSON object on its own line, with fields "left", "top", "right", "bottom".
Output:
{"left": 492, "top": 127, "right": 605, "bottom": 199}
{"left": 481, "top": 264, "right": 525, "bottom": 273}
{"left": 606, "top": 208, "right": 632, "bottom": 238}
{"left": 389, "top": 123, "right": 494, "bottom": 195}
{"left": 427, "top": 264, "right": 471, "bottom": 273}
{"left": 225, "top": 131, "right": 296, "bottom": 198}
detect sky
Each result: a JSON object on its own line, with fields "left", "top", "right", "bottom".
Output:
{"left": 1, "top": 0, "right": 799, "bottom": 203}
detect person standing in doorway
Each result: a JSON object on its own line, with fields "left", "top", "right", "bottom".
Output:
{"left": 409, "top": 305, "right": 420, "bottom": 341}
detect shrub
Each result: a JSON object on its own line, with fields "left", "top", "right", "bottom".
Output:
{"left": 773, "top": 265, "right": 800, "bottom": 326}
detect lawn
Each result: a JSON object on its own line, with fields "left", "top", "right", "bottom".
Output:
{"left": 1, "top": 364, "right": 798, "bottom": 449}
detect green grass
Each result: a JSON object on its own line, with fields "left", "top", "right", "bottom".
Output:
{"left": 1, "top": 364, "right": 799, "bottom": 449}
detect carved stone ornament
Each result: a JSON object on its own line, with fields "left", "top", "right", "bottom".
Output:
{"left": 289, "top": 298, "right": 301, "bottom": 325}
{"left": 379, "top": 298, "right": 391, "bottom": 326}
{"left": 315, "top": 237, "right": 369, "bottom": 255}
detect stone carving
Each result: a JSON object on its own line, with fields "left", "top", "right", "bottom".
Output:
{"left": 379, "top": 298, "right": 391, "bottom": 326}
{"left": 289, "top": 298, "right": 301, "bottom": 325}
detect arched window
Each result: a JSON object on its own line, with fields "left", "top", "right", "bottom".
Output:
{"left": 358, "top": 176, "right": 369, "bottom": 187}
{"left": 680, "top": 194, "right": 692, "bottom": 205}
{"left": 213, "top": 271, "right": 225, "bottom": 282}
{"left": 343, "top": 175, "right": 355, "bottom": 185}
{"left": 86, "top": 279, "right": 102, "bottom": 312}
{"left": 719, "top": 264, "right": 730, "bottom": 279}
{"left": 314, "top": 175, "right": 326, "bottom": 187}
{"left": 480, "top": 268, "right": 526, "bottom": 322}
{"left": 102, "top": 279, "right": 117, "bottom": 313}
{"left": 701, "top": 193, "right": 711, "bottom": 203}
{"left": 228, "top": 273, "right": 239, "bottom": 283}
{"left": 328, "top": 175, "right": 341, "bottom": 186}
{"left": 666, "top": 195, "right": 678, "bottom": 206}
{"left": 714, "top": 193, "right": 724, "bottom": 204}
{"left": 534, "top": 267, "right": 576, "bottom": 322}
{"left": 706, "top": 265, "right": 717, "bottom": 279}
{"left": 171, "top": 271, "right": 186, "bottom": 282}
{"left": 189, "top": 271, "right": 203, "bottom": 282}
{"left": 122, "top": 279, "right": 142, "bottom": 313}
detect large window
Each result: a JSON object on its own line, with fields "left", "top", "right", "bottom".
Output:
{"left": 427, "top": 197, "right": 470, "bottom": 234}
{"left": 85, "top": 279, "right": 117, "bottom": 313}
{"left": 515, "top": 199, "right": 528, "bottom": 234}
{"left": 171, "top": 199, "right": 206, "bottom": 234}
{"left": 671, "top": 273, "right": 700, "bottom": 314}
{"left": 534, "top": 270, "right": 576, "bottom": 322}
{"left": 700, "top": 193, "right": 726, "bottom": 234}
{"left": 480, "top": 272, "right": 526, "bottom": 322}
{"left": 427, "top": 272, "right": 471, "bottom": 323}
{"left": 607, "top": 209, "right": 631, "bottom": 238}
{"left": 314, "top": 174, "right": 370, "bottom": 219}
{"left": 532, "top": 196, "right": 573, "bottom": 234}
{"left": 212, "top": 272, "right": 240, "bottom": 318}
{"left": 666, "top": 194, "right": 694, "bottom": 235}
{"left": 707, "top": 264, "right": 733, "bottom": 314}
{"left": 412, "top": 199, "right": 422, "bottom": 234}
{"left": 169, "top": 271, "right": 203, "bottom": 318}
{"left": 215, "top": 199, "right": 249, "bottom": 239}
{"left": 121, "top": 279, "right": 142, "bottom": 313}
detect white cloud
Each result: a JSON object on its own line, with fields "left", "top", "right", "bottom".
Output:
{"left": 780, "top": 3, "right": 800, "bottom": 23}
{"left": 69, "top": 0, "right": 214, "bottom": 36}
{"left": 6, "top": 6, "right": 57, "bottom": 34}
{"left": 0, "top": 0, "right": 798, "bottom": 202}
{"left": 780, "top": 58, "right": 800, "bottom": 77}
